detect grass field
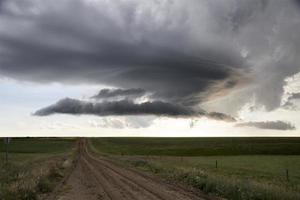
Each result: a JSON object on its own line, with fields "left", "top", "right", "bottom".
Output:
{"left": 0, "top": 138, "right": 76, "bottom": 200}
{"left": 90, "top": 137, "right": 300, "bottom": 200}
{"left": 0, "top": 138, "right": 75, "bottom": 154}
{"left": 90, "top": 137, "right": 300, "bottom": 156}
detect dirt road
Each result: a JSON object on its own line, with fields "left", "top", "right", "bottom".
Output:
{"left": 50, "top": 139, "right": 208, "bottom": 200}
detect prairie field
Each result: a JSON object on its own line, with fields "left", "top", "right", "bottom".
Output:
{"left": 2, "top": 137, "right": 300, "bottom": 200}
{"left": 0, "top": 138, "right": 75, "bottom": 200}
{"left": 89, "top": 137, "right": 300, "bottom": 156}
{"left": 90, "top": 137, "right": 300, "bottom": 200}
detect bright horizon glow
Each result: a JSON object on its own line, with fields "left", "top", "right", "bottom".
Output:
{"left": 0, "top": 78, "right": 298, "bottom": 137}
{"left": 0, "top": 77, "right": 299, "bottom": 137}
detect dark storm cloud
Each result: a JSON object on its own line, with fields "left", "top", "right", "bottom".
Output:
{"left": 0, "top": 0, "right": 246, "bottom": 107}
{"left": 0, "top": 32, "right": 242, "bottom": 105}
{"left": 91, "top": 88, "right": 146, "bottom": 99}
{"left": 287, "top": 93, "right": 300, "bottom": 101}
{"left": 282, "top": 93, "right": 300, "bottom": 110}
{"left": 294, "top": 0, "right": 300, "bottom": 7}
{"left": 207, "top": 112, "right": 236, "bottom": 122}
{"left": 236, "top": 121, "right": 296, "bottom": 130}
{"left": 34, "top": 98, "right": 202, "bottom": 117}
{"left": 237, "top": 1, "right": 300, "bottom": 111}
{"left": 201, "top": 0, "right": 300, "bottom": 113}
{"left": 34, "top": 97, "right": 236, "bottom": 122}
{"left": 0, "top": 0, "right": 299, "bottom": 113}
{"left": 0, "top": 0, "right": 3, "bottom": 10}
{"left": 282, "top": 101, "right": 297, "bottom": 110}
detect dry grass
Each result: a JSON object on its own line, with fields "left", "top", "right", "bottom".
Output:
{"left": 0, "top": 138, "right": 76, "bottom": 200}
{"left": 89, "top": 137, "right": 300, "bottom": 200}
{"left": 121, "top": 157, "right": 300, "bottom": 200}
{"left": 0, "top": 156, "right": 71, "bottom": 200}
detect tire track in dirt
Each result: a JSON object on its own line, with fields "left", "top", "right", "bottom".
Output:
{"left": 50, "top": 139, "right": 209, "bottom": 200}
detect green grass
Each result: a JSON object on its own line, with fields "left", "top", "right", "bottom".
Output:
{"left": 122, "top": 155, "right": 300, "bottom": 183}
{"left": 0, "top": 138, "right": 75, "bottom": 169}
{"left": 0, "top": 137, "right": 75, "bottom": 154}
{"left": 90, "top": 137, "right": 300, "bottom": 156}
{"left": 0, "top": 138, "right": 76, "bottom": 200}
{"left": 89, "top": 137, "right": 300, "bottom": 200}
{"left": 122, "top": 156, "right": 300, "bottom": 200}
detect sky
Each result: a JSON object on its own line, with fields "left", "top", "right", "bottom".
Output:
{"left": 0, "top": 0, "right": 299, "bottom": 137}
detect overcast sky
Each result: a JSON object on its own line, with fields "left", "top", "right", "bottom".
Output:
{"left": 0, "top": 0, "right": 299, "bottom": 137}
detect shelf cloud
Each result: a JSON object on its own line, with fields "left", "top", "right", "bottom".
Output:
{"left": 0, "top": 0, "right": 299, "bottom": 118}
{"left": 34, "top": 98, "right": 198, "bottom": 117}
{"left": 0, "top": 0, "right": 250, "bottom": 108}
{"left": 34, "top": 97, "right": 236, "bottom": 122}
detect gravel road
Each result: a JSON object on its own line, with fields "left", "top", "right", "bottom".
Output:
{"left": 49, "top": 139, "right": 209, "bottom": 200}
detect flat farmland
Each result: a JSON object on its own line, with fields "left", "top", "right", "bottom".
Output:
{"left": 89, "top": 137, "right": 300, "bottom": 200}
{"left": 0, "top": 138, "right": 75, "bottom": 200}
{"left": 89, "top": 137, "right": 300, "bottom": 156}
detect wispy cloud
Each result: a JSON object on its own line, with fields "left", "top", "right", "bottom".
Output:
{"left": 236, "top": 120, "right": 296, "bottom": 130}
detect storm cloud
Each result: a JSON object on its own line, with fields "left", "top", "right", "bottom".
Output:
{"left": 91, "top": 88, "right": 146, "bottom": 99}
{"left": 34, "top": 98, "right": 199, "bottom": 117}
{"left": 236, "top": 121, "right": 296, "bottom": 131}
{"left": 0, "top": 0, "right": 299, "bottom": 114}
{"left": 287, "top": 93, "right": 300, "bottom": 101}
{"left": 34, "top": 97, "right": 236, "bottom": 122}
{"left": 0, "top": 0, "right": 245, "bottom": 107}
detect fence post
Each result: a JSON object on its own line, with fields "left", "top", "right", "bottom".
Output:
{"left": 286, "top": 169, "right": 289, "bottom": 182}
{"left": 215, "top": 160, "right": 218, "bottom": 169}
{"left": 4, "top": 138, "right": 9, "bottom": 164}
{"left": 5, "top": 141, "right": 8, "bottom": 163}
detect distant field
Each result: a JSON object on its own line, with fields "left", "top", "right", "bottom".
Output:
{"left": 0, "top": 138, "right": 75, "bottom": 166}
{"left": 90, "top": 137, "right": 300, "bottom": 200}
{"left": 0, "top": 137, "right": 75, "bottom": 154}
{"left": 89, "top": 137, "right": 300, "bottom": 156}
{"left": 89, "top": 137, "right": 300, "bottom": 182}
